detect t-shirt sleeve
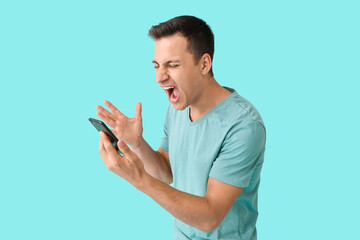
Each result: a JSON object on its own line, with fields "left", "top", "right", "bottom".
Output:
{"left": 159, "top": 104, "right": 171, "bottom": 152}
{"left": 209, "top": 120, "right": 266, "bottom": 188}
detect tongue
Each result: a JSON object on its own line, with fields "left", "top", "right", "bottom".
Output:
{"left": 170, "top": 87, "right": 180, "bottom": 103}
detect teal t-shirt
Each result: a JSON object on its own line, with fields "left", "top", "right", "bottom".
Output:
{"left": 159, "top": 87, "right": 266, "bottom": 240}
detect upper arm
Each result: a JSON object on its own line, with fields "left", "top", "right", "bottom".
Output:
{"left": 204, "top": 177, "right": 243, "bottom": 229}
{"left": 209, "top": 121, "right": 265, "bottom": 188}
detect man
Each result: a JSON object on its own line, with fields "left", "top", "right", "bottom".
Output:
{"left": 96, "top": 15, "right": 266, "bottom": 240}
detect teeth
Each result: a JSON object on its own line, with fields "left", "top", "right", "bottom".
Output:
{"left": 163, "top": 87, "right": 174, "bottom": 90}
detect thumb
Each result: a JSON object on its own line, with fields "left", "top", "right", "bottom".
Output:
{"left": 117, "top": 140, "right": 132, "bottom": 156}
{"left": 134, "top": 102, "right": 142, "bottom": 120}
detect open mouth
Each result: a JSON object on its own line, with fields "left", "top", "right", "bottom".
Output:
{"left": 163, "top": 86, "right": 180, "bottom": 103}
{"left": 164, "top": 86, "right": 174, "bottom": 97}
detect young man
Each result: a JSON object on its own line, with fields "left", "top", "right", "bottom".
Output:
{"left": 96, "top": 16, "right": 266, "bottom": 240}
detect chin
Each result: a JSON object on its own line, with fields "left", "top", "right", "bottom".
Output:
{"left": 172, "top": 102, "right": 187, "bottom": 111}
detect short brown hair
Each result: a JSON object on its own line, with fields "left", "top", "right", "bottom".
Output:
{"left": 148, "top": 15, "right": 215, "bottom": 76}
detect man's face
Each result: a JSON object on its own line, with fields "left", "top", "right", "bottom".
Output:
{"left": 152, "top": 34, "right": 203, "bottom": 110}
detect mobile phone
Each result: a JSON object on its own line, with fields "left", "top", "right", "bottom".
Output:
{"left": 89, "top": 118, "right": 123, "bottom": 155}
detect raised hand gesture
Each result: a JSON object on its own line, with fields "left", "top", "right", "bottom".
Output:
{"left": 96, "top": 100, "right": 143, "bottom": 149}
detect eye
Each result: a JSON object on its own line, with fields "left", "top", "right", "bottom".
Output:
{"left": 169, "top": 65, "right": 179, "bottom": 68}
{"left": 153, "top": 65, "right": 159, "bottom": 69}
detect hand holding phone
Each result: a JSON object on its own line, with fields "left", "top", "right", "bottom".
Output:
{"left": 89, "top": 118, "right": 123, "bottom": 155}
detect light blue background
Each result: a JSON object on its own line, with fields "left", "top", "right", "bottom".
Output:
{"left": 1, "top": 1, "right": 359, "bottom": 239}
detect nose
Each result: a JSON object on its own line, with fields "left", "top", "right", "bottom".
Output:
{"left": 155, "top": 66, "right": 170, "bottom": 84}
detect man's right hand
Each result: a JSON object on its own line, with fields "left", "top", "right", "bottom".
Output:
{"left": 96, "top": 100, "right": 143, "bottom": 149}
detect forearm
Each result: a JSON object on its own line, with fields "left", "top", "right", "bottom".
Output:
{"left": 132, "top": 137, "right": 172, "bottom": 184}
{"left": 136, "top": 174, "right": 220, "bottom": 232}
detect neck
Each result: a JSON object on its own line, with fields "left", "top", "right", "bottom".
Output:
{"left": 189, "top": 77, "right": 231, "bottom": 122}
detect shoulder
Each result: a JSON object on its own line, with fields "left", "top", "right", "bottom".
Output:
{"left": 214, "top": 87, "right": 265, "bottom": 132}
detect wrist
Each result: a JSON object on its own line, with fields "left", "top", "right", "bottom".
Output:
{"left": 131, "top": 136, "right": 145, "bottom": 153}
{"left": 135, "top": 171, "right": 155, "bottom": 192}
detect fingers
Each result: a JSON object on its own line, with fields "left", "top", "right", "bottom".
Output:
{"left": 99, "top": 133, "right": 110, "bottom": 165}
{"left": 100, "top": 132, "right": 120, "bottom": 159}
{"left": 99, "top": 132, "right": 124, "bottom": 172}
{"left": 134, "top": 102, "right": 142, "bottom": 120}
{"left": 104, "top": 100, "right": 125, "bottom": 117}
{"left": 99, "top": 134, "right": 105, "bottom": 153}
{"left": 117, "top": 140, "right": 136, "bottom": 159}
{"left": 96, "top": 105, "right": 117, "bottom": 127}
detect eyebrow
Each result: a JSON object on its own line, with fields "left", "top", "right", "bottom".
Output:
{"left": 152, "top": 59, "right": 181, "bottom": 65}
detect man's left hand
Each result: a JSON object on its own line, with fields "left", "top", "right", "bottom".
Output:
{"left": 99, "top": 131, "right": 148, "bottom": 188}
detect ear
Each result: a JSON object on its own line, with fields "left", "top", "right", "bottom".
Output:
{"left": 200, "top": 53, "right": 212, "bottom": 76}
